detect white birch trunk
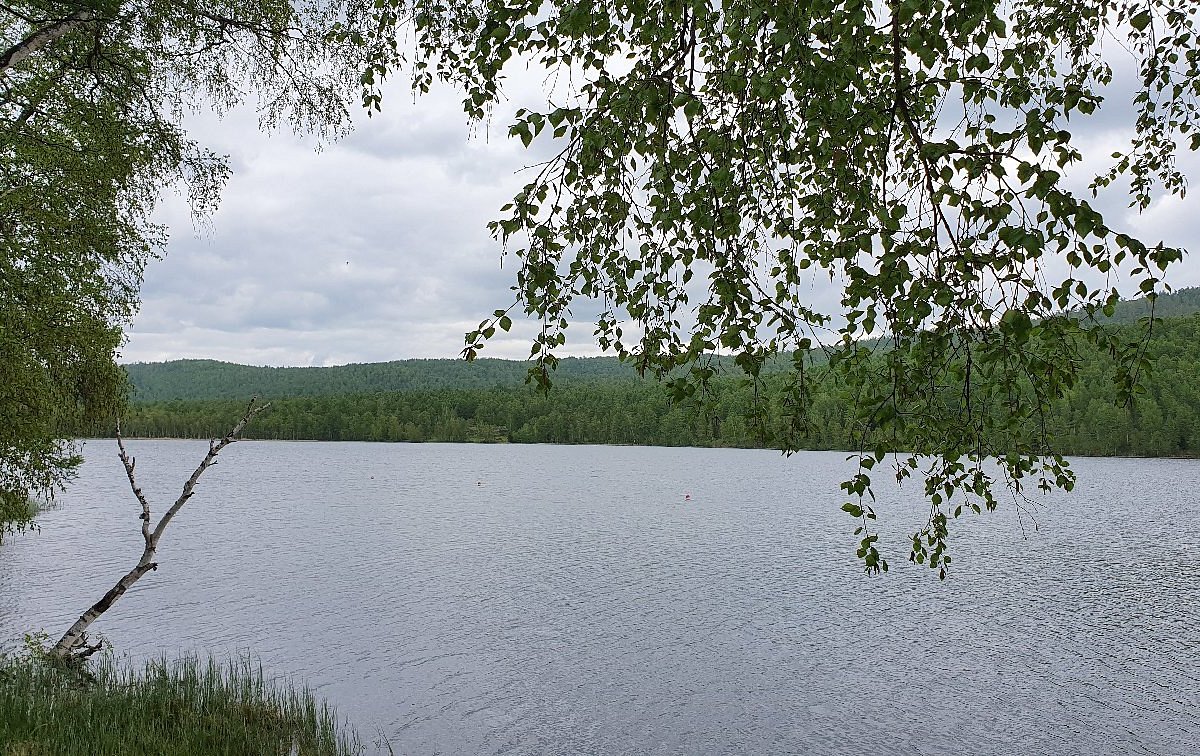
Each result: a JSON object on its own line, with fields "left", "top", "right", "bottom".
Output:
{"left": 0, "top": 11, "right": 98, "bottom": 73}
{"left": 50, "top": 400, "right": 268, "bottom": 661}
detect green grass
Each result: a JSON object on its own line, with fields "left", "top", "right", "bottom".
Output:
{"left": 0, "top": 649, "right": 362, "bottom": 756}
{"left": 0, "top": 491, "right": 40, "bottom": 545}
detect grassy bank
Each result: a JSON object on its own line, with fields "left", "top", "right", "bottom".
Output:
{"left": 0, "top": 649, "right": 361, "bottom": 755}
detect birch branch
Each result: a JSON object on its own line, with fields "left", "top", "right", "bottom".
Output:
{"left": 51, "top": 398, "right": 270, "bottom": 661}
{"left": 115, "top": 420, "right": 153, "bottom": 548}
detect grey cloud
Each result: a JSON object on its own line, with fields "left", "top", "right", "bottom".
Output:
{"left": 123, "top": 59, "right": 1200, "bottom": 368}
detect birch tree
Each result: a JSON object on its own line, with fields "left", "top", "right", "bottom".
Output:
{"left": 0, "top": 1, "right": 384, "bottom": 537}
{"left": 362, "top": 0, "right": 1199, "bottom": 575}
{"left": 51, "top": 400, "right": 268, "bottom": 661}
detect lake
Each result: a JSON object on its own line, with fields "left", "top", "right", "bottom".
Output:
{"left": 1, "top": 441, "right": 1197, "bottom": 754}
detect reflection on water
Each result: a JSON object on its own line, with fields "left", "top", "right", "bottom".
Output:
{"left": 2, "top": 441, "right": 1197, "bottom": 755}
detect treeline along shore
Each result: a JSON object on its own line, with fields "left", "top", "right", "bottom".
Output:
{"left": 102, "top": 291, "right": 1200, "bottom": 458}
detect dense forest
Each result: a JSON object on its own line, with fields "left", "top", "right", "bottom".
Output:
{"left": 124, "top": 288, "right": 1200, "bottom": 401}
{"left": 1089, "top": 286, "right": 1200, "bottom": 324}
{"left": 104, "top": 292, "right": 1200, "bottom": 458}
{"left": 123, "top": 356, "right": 643, "bottom": 401}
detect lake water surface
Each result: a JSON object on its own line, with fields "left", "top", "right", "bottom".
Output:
{"left": 1, "top": 441, "right": 1197, "bottom": 755}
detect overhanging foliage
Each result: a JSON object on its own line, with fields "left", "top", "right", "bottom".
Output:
{"left": 361, "top": 0, "right": 1199, "bottom": 575}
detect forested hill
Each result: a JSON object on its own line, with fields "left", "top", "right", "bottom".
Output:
{"left": 1093, "top": 285, "right": 1200, "bottom": 324}
{"left": 123, "top": 356, "right": 642, "bottom": 401}
{"left": 108, "top": 312, "right": 1200, "bottom": 457}
{"left": 125, "top": 288, "right": 1200, "bottom": 402}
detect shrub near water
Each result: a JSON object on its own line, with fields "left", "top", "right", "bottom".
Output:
{"left": 0, "top": 651, "right": 362, "bottom": 755}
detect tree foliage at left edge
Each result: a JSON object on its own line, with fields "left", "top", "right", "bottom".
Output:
{"left": 0, "top": 0, "right": 387, "bottom": 540}
{"left": 360, "top": 0, "right": 1199, "bottom": 576}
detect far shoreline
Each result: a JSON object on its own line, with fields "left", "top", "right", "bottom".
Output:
{"left": 75, "top": 437, "right": 1200, "bottom": 461}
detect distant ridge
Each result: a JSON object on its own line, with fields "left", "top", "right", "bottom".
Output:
{"left": 123, "top": 356, "right": 640, "bottom": 402}
{"left": 125, "top": 288, "right": 1200, "bottom": 403}
{"left": 1090, "top": 285, "right": 1200, "bottom": 324}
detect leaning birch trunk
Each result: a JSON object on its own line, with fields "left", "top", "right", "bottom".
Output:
{"left": 50, "top": 399, "right": 269, "bottom": 661}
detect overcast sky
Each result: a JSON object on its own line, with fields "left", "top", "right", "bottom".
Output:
{"left": 121, "top": 64, "right": 1200, "bottom": 367}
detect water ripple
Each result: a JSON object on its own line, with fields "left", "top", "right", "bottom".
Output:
{"left": 1, "top": 442, "right": 1197, "bottom": 754}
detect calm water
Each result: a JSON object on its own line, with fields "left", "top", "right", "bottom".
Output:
{"left": 1, "top": 441, "right": 1197, "bottom": 755}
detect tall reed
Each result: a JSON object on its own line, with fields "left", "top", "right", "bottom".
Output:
{"left": 0, "top": 649, "right": 362, "bottom": 755}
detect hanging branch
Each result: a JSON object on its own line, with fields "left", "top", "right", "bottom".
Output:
{"left": 50, "top": 398, "right": 270, "bottom": 662}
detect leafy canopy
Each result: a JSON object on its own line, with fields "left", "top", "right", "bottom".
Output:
{"left": 0, "top": 0, "right": 384, "bottom": 538}
{"left": 364, "top": 0, "right": 1198, "bottom": 575}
